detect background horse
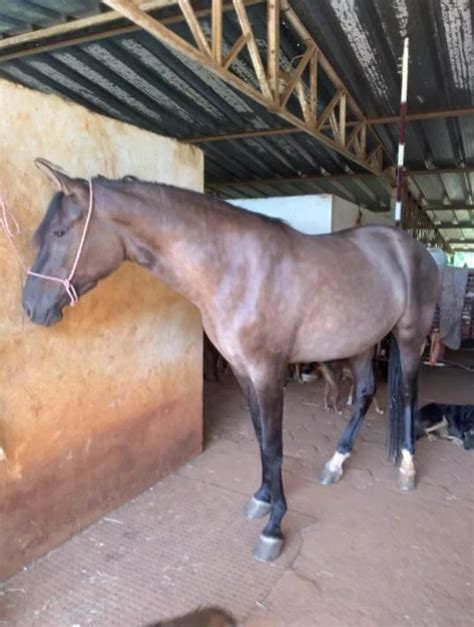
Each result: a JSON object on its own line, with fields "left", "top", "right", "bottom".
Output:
{"left": 22, "top": 160, "right": 440, "bottom": 562}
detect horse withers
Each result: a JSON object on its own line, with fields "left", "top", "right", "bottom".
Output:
{"left": 22, "top": 160, "right": 440, "bottom": 562}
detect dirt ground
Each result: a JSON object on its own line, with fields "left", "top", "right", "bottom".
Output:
{"left": 1, "top": 361, "right": 473, "bottom": 626}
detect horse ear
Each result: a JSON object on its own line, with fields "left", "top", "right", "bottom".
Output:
{"left": 35, "top": 158, "right": 75, "bottom": 195}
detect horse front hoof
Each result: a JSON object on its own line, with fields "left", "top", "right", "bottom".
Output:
{"left": 244, "top": 497, "right": 271, "bottom": 520}
{"left": 398, "top": 471, "right": 416, "bottom": 492}
{"left": 252, "top": 534, "right": 284, "bottom": 562}
{"left": 319, "top": 463, "right": 343, "bottom": 486}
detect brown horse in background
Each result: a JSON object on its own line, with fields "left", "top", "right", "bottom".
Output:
{"left": 22, "top": 160, "right": 439, "bottom": 562}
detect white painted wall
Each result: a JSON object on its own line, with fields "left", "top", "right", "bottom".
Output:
{"left": 230, "top": 195, "right": 333, "bottom": 234}
{"left": 231, "top": 194, "right": 393, "bottom": 235}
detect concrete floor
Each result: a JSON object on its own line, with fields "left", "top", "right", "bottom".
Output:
{"left": 1, "top": 363, "right": 473, "bottom": 626}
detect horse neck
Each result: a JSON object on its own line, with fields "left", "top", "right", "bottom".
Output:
{"left": 97, "top": 181, "right": 218, "bottom": 306}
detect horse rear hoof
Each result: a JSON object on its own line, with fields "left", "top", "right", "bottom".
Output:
{"left": 319, "top": 463, "right": 343, "bottom": 486}
{"left": 252, "top": 534, "right": 284, "bottom": 562}
{"left": 244, "top": 497, "right": 271, "bottom": 519}
{"left": 398, "top": 471, "right": 416, "bottom": 492}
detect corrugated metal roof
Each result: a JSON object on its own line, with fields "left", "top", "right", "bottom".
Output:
{"left": 0, "top": 1, "right": 99, "bottom": 35}
{"left": 0, "top": 0, "right": 472, "bottom": 247}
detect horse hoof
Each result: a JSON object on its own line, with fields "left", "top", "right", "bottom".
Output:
{"left": 398, "top": 472, "right": 416, "bottom": 492}
{"left": 252, "top": 534, "right": 284, "bottom": 562}
{"left": 244, "top": 497, "right": 271, "bottom": 520}
{"left": 319, "top": 463, "right": 343, "bottom": 486}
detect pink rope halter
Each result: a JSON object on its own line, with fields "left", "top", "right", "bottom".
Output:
{"left": 0, "top": 180, "right": 94, "bottom": 307}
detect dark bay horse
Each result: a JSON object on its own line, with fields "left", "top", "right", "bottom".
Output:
{"left": 22, "top": 160, "right": 440, "bottom": 562}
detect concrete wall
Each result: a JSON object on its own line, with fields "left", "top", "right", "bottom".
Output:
{"left": 331, "top": 195, "right": 360, "bottom": 231}
{"left": 231, "top": 194, "right": 392, "bottom": 234}
{"left": 231, "top": 195, "right": 333, "bottom": 234}
{"left": 0, "top": 80, "right": 204, "bottom": 580}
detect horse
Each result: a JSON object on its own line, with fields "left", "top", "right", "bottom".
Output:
{"left": 320, "top": 358, "right": 385, "bottom": 414}
{"left": 21, "top": 159, "right": 440, "bottom": 563}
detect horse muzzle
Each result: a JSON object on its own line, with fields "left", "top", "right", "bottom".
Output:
{"left": 22, "top": 298, "right": 63, "bottom": 326}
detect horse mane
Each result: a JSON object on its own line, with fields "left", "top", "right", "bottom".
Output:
{"left": 96, "top": 176, "right": 290, "bottom": 230}
{"left": 34, "top": 177, "right": 289, "bottom": 247}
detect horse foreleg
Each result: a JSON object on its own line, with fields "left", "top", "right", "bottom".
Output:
{"left": 235, "top": 374, "right": 272, "bottom": 519}
{"left": 320, "top": 350, "right": 375, "bottom": 486}
{"left": 250, "top": 373, "right": 287, "bottom": 563}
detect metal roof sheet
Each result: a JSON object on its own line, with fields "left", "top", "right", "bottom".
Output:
{"left": 0, "top": 0, "right": 472, "bottom": 247}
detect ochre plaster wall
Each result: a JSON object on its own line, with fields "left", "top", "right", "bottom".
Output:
{"left": 0, "top": 80, "right": 204, "bottom": 580}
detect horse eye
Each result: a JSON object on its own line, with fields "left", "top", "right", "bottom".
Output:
{"left": 53, "top": 229, "right": 66, "bottom": 238}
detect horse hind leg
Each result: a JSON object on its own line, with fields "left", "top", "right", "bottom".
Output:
{"left": 389, "top": 334, "right": 423, "bottom": 491}
{"left": 320, "top": 350, "right": 375, "bottom": 485}
{"left": 321, "top": 362, "right": 340, "bottom": 412}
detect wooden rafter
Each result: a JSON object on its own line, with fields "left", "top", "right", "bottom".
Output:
{"left": 182, "top": 107, "right": 474, "bottom": 143}
{"left": 178, "top": 0, "right": 212, "bottom": 56}
{"left": 267, "top": 0, "right": 280, "bottom": 102}
{"left": 402, "top": 191, "right": 451, "bottom": 252}
{"left": 2, "top": 0, "right": 471, "bottom": 180}
{"left": 100, "top": 0, "right": 392, "bottom": 176}
{"left": 206, "top": 168, "right": 474, "bottom": 189}
{"left": 212, "top": 0, "right": 223, "bottom": 63}
{"left": 436, "top": 222, "right": 474, "bottom": 229}
{"left": 426, "top": 204, "right": 474, "bottom": 211}
{"left": 279, "top": 44, "right": 315, "bottom": 108}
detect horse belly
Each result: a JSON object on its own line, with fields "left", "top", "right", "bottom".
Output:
{"left": 290, "top": 293, "right": 401, "bottom": 363}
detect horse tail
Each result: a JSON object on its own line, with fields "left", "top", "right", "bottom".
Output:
{"left": 387, "top": 334, "right": 404, "bottom": 463}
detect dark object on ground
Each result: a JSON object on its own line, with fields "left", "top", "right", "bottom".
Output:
{"left": 147, "top": 606, "right": 237, "bottom": 627}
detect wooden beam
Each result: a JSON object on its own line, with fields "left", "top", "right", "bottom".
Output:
{"left": 178, "top": 0, "right": 212, "bottom": 57}
{"left": 267, "top": 0, "right": 280, "bottom": 102}
{"left": 317, "top": 89, "right": 343, "bottom": 130}
{"left": 100, "top": 0, "right": 391, "bottom": 175}
{"left": 279, "top": 44, "right": 315, "bottom": 108}
{"left": 206, "top": 169, "right": 474, "bottom": 189}
{"left": 407, "top": 166, "right": 474, "bottom": 177}
{"left": 185, "top": 126, "right": 298, "bottom": 143}
{"left": 295, "top": 80, "right": 311, "bottom": 124}
{"left": 183, "top": 107, "right": 474, "bottom": 143}
{"left": 338, "top": 91, "right": 347, "bottom": 146}
{"left": 436, "top": 222, "right": 474, "bottom": 229}
{"left": 426, "top": 204, "right": 474, "bottom": 211}
{"left": 206, "top": 171, "right": 377, "bottom": 188}
{"left": 370, "top": 107, "right": 474, "bottom": 124}
{"left": 309, "top": 49, "right": 317, "bottom": 121}
{"left": 212, "top": 0, "right": 223, "bottom": 63}
{"left": 0, "top": 1, "right": 264, "bottom": 63}
{"left": 222, "top": 33, "right": 249, "bottom": 69}
{"left": 233, "top": 0, "right": 272, "bottom": 101}
{"left": 446, "top": 239, "right": 474, "bottom": 245}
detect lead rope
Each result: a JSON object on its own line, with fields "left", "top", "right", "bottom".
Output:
{"left": 0, "top": 180, "right": 94, "bottom": 307}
